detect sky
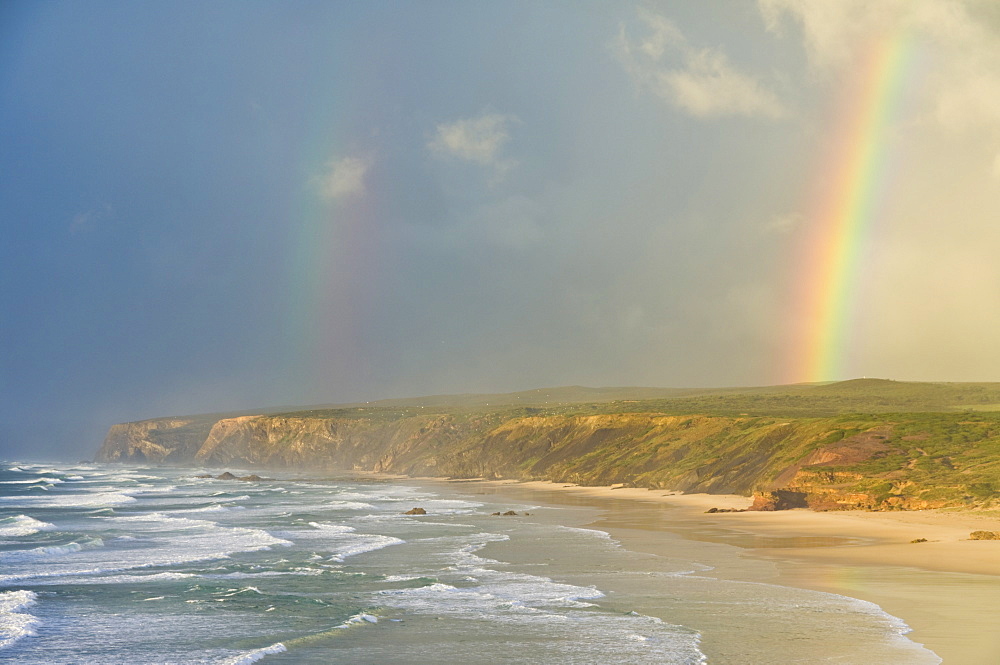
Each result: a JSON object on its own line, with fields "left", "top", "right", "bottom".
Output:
{"left": 3, "top": 1, "right": 1000, "bottom": 459}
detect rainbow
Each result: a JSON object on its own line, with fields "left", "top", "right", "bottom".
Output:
{"left": 790, "top": 34, "right": 915, "bottom": 383}
{"left": 290, "top": 185, "right": 376, "bottom": 371}
{"left": 288, "top": 131, "right": 388, "bottom": 387}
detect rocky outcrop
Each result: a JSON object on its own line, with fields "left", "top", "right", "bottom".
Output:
{"left": 760, "top": 426, "right": 958, "bottom": 511}
{"left": 748, "top": 490, "right": 808, "bottom": 511}
{"left": 969, "top": 530, "right": 1000, "bottom": 540}
{"left": 97, "top": 418, "right": 215, "bottom": 463}
{"left": 98, "top": 411, "right": 805, "bottom": 492}
{"left": 195, "top": 471, "right": 266, "bottom": 481}
{"left": 193, "top": 413, "right": 460, "bottom": 472}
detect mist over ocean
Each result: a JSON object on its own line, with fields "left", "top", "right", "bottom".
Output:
{"left": 0, "top": 461, "right": 940, "bottom": 664}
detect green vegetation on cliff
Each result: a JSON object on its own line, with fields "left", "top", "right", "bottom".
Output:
{"left": 97, "top": 379, "right": 1000, "bottom": 510}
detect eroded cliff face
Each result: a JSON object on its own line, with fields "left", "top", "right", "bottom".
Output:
{"left": 93, "top": 412, "right": 855, "bottom": 495}
{"left": 96, "top": 408, "right": 1000, "bottom": 510}
{"left": 195, "top": 415, "right": 421, "bottom": 469}
{"left": 97, "top": 418, "right": 217, "bottom": 463}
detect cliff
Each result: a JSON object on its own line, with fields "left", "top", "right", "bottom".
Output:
{"left": 99, "top": 417, "right": 218, "bottom": 463}
{"left": 96, "top": 379, "right": 1000, "bottom": 511}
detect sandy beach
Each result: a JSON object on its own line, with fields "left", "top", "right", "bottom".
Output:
{"left": 452, "top": 479, "right": 1000, "bottom": 664}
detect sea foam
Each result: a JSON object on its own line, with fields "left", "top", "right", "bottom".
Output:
{"left": 276, "top": 521, "right": 404, "bottom": 561}
{"left": 219, "top": 642, "right": 287, "bottom": 665}
{"left": 0, "top": 491, "right": 137, "bottom": 508}
{"left": 0, "top": 515, "right": 54, "bottom": 538}
{"left": 0, "top": 513, "right": 291, "bottom": 585}
{"left": 0, "top": 590, "right": 40, "bottom": 650}
{"left": 0, "top": 538, "right": 104, "bottom": 560}
{"left": 374, "top": 530, "right": 708, "bottom": 664}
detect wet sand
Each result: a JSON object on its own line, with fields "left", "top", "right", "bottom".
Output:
{"left": 452, "top": 479, "right": 1000, "bottom": 664}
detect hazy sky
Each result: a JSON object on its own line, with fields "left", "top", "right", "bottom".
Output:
{"left": 4, "top": 1, "right": 1000, "bottom": 458}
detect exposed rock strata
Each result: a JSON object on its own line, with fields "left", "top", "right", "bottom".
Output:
{"left": 99, "top": 418, "right": 216, "bottom": 463}
{"left": 748, "top": 490, "right": 809, "bottom": 511}
{"left": 96, "top": 408, "right": 996, "bottom": 511}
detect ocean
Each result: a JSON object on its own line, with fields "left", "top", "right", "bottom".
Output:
{"left": 0, "top": 461, "right": 940, "bottom": 664}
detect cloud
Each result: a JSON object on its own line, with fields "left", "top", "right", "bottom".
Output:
{"left": 758, "top": 0, "right": 905, "bottom": 69}
{"left": 615, "top": 10, "right": 787, "bottom": 119}
{"left": 428, "top": 113, "right": 511, "bottom": 164}
{"left": 756, "top": 1, "right": 1000, "bottom": 378}
{"left": 658, "top": 49, "right": 788, "bottom": 118}
{"left": 634, "top": 10, "right": 684, "bottom": 60}
{"left": 317, "top": 154, "right": 372, "bottom": 201}
{"left": 759, "top": 0, "right": 1000, "bottom": 172}
{"left": 428, "top": 112, "right": 518, "bottom": 182}
{"left": 70, "top": 203, "right": 113, "bottom": 234}
{"left": 761, "top": 212, "right": 802, "bottom": 234}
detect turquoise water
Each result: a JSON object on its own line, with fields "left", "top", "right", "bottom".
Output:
{"left": 0, "top": 462, "right": 939, "bottom": 664}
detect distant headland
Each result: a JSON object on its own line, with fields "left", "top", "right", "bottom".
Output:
{"left": 96, "top": 378, "right": 1000, "bottom": 511}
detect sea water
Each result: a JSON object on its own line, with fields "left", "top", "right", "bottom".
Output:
{"left": 0, "top": 461, "right": 940, "bottom": 664}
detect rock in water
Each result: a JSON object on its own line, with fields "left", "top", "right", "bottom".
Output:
{"left": 403, "top": 507, "right": 427, "bottom": 515}
{"left": 215, "top": 472, "right": 238, "bottom": 480}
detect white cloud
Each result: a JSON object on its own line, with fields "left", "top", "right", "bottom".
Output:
{"left": 616, "top": 10, "right": 787, "bottom": 119}
{"left": 635, "top": 11, "right": 684, "bottom": 60}
{"left": 429, "top": 113, "right": 509, "bottom": 164}
{"left": 759, "top": 0, "right": 1000, "bottom": 172}
{"left": 758, "top": 0, "right": 907, "bottom": 69}
{"left": 317, "top": 154, "right": 372, "bottom": 201}
{"left": 931, "top": 66, "right": 1000, "bottom": 132}
{"left": 428, "top": 112, "right": 518, "bottom": 183}
{"left": 756, "top": 1, "right": 1000, "bottom": 378}
{"left": 70, "top": 203, "right": 113, "bottom": 234}
{"left": 761, "top": 212, "right": 802, "bottom": 234}
{"left": 658, "top": 48, "right": 787, "bottom": 119}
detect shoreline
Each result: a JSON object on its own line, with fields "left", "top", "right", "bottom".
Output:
{"left": 497, "top": 480, "right": 1000, "bottom": 576}
{"left": 422, "top": 477, "right": 1000, "bottom": 664}
{"left": 189, "top": 465, "right": 1000, "bottom": 661}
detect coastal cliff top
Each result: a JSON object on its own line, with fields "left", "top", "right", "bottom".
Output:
{"left": 98, "top": 379, "right": 1000, "bottom": 512}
